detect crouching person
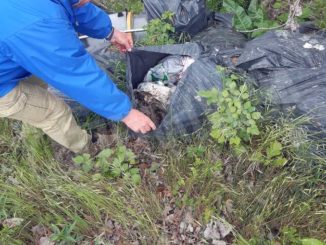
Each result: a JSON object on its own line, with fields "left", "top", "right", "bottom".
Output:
{"left": 0, "top": 0, "right": 156, "bottom": 154}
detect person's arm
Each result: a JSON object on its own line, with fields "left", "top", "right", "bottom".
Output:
{"left": 73, "top": 1, "right": 112, "bottom": 39}
{"left": 5, "top": 18, "right": 155, "bottom": 132}
{"left": 73, "top": 2, "right": 133, "bottom": 52}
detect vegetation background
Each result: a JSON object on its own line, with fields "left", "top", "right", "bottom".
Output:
{"left": 0, "top": 0, "right": 325, "bottom": 244}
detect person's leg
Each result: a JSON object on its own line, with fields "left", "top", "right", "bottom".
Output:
{"left": 0, "top": 77, "right": 90, "bottom": 153}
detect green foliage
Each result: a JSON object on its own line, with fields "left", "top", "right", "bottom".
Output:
{"left": 50, "top": 221, "right": 81, "bottom": 244}
{"left": 142, "top": 11, "right": 176, "bottom": 46}
{"left": 222, "top": 0, "right": 279, "bottom": 37}
{"left": 280, "top": 227, "right": 325, "bottom": 245}
{"left": 301, "top": 238, "right": 325, "bottom": 245}
{"left": 249, "top": 140, "right": 288, "bottom": 167}
{"left": 207, "top": 0, "right": 224, "bottom": 11}
{"left": 199, "top": 66, "right": 261, "bottom": 149}
{"left": 311, "top": 0, "right": 326, "bottom": 29}
{"left": 101, "top": 0, "right": 143, "bottom": 14}
{"left": 73, "top": 146, "right": 141, "bottom": 185}
{"left": 207, "top": 0, "right": 251, "bottom": 11}
{"left": 272, "top": 0, "right": 313, "bottom": 24}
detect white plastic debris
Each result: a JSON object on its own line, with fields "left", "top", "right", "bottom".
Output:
{"left": 303, "top": 42, "right": 325, "bottom": 51}
{"left": 137, "top": 82, "right": 173, "bottom": 106}
{"left": 144, "top": 55, "right": 195, "bottom": 86}
{"left": 2, "top": 218, "right": 24, "bottom": 228}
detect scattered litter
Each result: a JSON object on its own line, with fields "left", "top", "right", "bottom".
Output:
{"left": 1, "top": 218, "right": 24, "bottom": 228}
{"left": 39, "top": 237, "right": 55, "bottom": 245}
{"left": 203, "top": 219, "right": 233, "bottom": 243}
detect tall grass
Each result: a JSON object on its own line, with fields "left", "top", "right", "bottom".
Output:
{"left": 0, "top": 120, "right": 162, "bottom": 244}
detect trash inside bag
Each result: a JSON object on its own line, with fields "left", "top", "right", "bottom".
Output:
{"left": 144, "top": 55, "right": 195, "bottom": 86}
{"left": 127, "top": 43, "right": 223, "bottom": 136}
{"left": 136, "top": 82, "right": 175, "bottom": 109}
{"left": 143, "top": 0, "right": 208, "bottom": 36}
{"left": 134, "top": 55, "right": 194, "bottom": 121}
{"left": 235, "top": 30, "right": 326, "bottom": 133}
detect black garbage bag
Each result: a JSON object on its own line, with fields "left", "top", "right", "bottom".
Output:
{"left": 192, "top": 13, "right": 246, "bottom": 69}
{"left": 127, "top": 43, "right": 223, "bottom": 136}
{"left": 235, "top": 30, "right": 326, "bottom": 132}
{"left": 143, "top": 0, "right": 208, "bottom": 36}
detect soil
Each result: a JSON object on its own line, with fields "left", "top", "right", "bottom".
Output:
{"left": 134, "top": 90, "right": 167, "bottom": 127}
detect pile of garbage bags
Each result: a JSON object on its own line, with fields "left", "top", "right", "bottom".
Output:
{"left": 54, "top": 0, "right": 326, "bottom": 137}
{"left": 126, "top": 7, "right": 326, "bottom": 136}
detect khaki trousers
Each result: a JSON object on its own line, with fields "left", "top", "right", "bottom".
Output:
{"left": 0, "top": 76, "right": 90, "bottom": 153}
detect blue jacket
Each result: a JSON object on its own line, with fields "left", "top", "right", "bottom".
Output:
{"left": 0, "top": 0, "right": 131, "bottom": 121}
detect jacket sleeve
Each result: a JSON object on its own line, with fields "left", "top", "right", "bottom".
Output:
{"left": 5, "top": 18, "right": 131, "bottom": 121}
{"left": 73, "top": 2, "right": 113, "bottom": 39}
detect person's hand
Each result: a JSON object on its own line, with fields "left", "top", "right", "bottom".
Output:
{"left": 110, "top": 28, "right": 133, "bottom": 53}
{"left": 122, "top": 109, "right": 156, "bottom": 134}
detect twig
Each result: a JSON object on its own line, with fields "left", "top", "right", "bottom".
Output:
{"left": 237, "top": 24, "right": 286, "bottom": 33}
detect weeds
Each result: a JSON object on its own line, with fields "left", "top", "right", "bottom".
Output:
{"left": 142, "top": 11, "right": 176, "bottom": 46}
{"left": 0, "top": 120, "right": 162, "bottom": 244}
{"left": 199, "top": 66, "right": 261, "bottom": 149}
{"left": 311, "top": 0, "right": 326, "bottom": 29}
{"left": 73, "top": 146, "right": 141, "bottom": 185}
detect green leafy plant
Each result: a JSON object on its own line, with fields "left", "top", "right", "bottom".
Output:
{"left": 73, "top": 146, "right": 141, "bottom": 185}
{"left": 50, "top": 221, "right": 81, "bottom": 244}
{"left": 272, "top": 0, "right": 313, "bottom": 24}
{"left": 207, "top": 0, "right": 251, "bottom": 12}
{"left": 249, "top": 140, "right": 288, "bottom": 167}
{"left": 142, "top": 11, "right": 176, "bottom": 46}
{"left": 101, "top": 0, "right": 143, "bottom": 14}
{"left": 311, "top": 0, "right": 326, "bottom": 29}
{"left": 199, "top": 66, "right": 261, "bottom": 149}
{"left": 280, "top": 227, "right": 325, "bottom": 245}
{"left": 222, "top": 0, "right": 279, "bottom": 37}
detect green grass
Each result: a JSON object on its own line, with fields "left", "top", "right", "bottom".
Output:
{"left": 160, "top": 115, "right": 326, "bottom": 243}
{"left": 0, "top": 121, "right": 162, "bottom": 244}
{"left": 0, "top": 111, "right": 325, "bottom": 244}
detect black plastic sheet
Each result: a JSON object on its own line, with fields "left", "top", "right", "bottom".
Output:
{"left": 236, "top": 30, "right": 326, "bottom": 132}
{"left": 143, "top": 0, "right": 208, "bottom": 36}
{"left": 192, "top": 13, "right": 246, "bottom": 68}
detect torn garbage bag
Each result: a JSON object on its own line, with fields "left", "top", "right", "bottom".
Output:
{"left": 127, "top": 43, "right": 223, "bottom": 136}
{"left": 143, "top": 0, "right": 208, "bottom": 36}
{"left": 236, "top": 30, "right": 326, "bottom": 132}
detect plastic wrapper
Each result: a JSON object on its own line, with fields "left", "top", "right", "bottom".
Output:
{"left": 144, "top": 55, "right": 195, "bottom": 86}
